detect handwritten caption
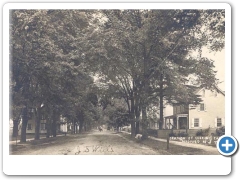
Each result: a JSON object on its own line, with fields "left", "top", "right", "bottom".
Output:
{"left": 170, "top": 136, "right": 219, "bottom": 145}
{"left": 75, "top": 145, "right": 114, "bottom": 155}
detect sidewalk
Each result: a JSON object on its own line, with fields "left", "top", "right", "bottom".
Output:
{"left": 121, "top": 131, "right": 219, "bottom": 154}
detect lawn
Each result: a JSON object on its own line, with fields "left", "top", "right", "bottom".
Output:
{"left": 120, "top": 132, "right": 217, "bottom": 155}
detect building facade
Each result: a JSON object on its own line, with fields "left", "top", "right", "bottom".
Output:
{"left": 157, "top": 86, "right": 225, "bottom": 138}
{"left": 189, "top": 87, "right": 225, "bottom": 130}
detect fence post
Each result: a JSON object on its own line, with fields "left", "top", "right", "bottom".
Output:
{"left": 167, "top": 134, "right": 170, "bottom": 150}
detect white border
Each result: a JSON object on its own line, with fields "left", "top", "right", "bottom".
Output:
{"left": 3, "top": 3, "right": 231, "bottom": 175}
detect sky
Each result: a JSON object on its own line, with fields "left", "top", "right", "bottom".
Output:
{"left": 201, "top": 47, "right": 225, "bottom": 91}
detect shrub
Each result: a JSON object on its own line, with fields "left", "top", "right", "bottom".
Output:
{"left": 177, "top": 131, "right": 188, "bottom": 137}
{"left": 216, "top": 126, "right": 225, "bottom": 136}
{"left": 169, "top": 132, "right": 177, "bottom": 137}
{"left": 196, "top": 129, "right": 203, "bottom": 136}
{"left": 196, "top": 127, "right": 210, "bottom": 136}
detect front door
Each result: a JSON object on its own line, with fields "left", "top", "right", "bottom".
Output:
{"left": 179, "top": 117, "right": 187, "bottom": 129}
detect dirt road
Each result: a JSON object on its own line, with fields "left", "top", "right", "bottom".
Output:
{"left": 10, "top": 130, "right": 160, "bottom": 155}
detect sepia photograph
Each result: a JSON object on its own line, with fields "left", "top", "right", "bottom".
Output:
{"left": 8, "top": 7, "right": 227, "bottom": 156}
{"left": 2, "top": 1, "right": 233, "bottom": 176}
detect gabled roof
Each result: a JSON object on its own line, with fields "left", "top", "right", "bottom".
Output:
{"left": 169, "top": 85, "right": 224, "bottom": 105}
{"left": 195, "top": 85, "right": 225, "bottom": 96}
{"left": 214, "top": 86, "right": 225, "bottom": 96}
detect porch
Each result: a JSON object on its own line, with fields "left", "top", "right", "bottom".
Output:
{"left": 163, "top": 114, "right": 188, "bottom": 130}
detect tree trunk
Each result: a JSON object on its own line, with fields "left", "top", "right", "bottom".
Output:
{"left": 135, "top": 105, "right": 141, "bottom": 135}
{"left": 141, "top": 105, "right": 148, "bottom": 136}
{"left": 46, "top": 118, "right": 51, "bottom": 138}
{"left": 135, "top": 120, "right": 140, "bottom": 135}
{"left": 78, "top": 122, "right": 81, "bottom": 133}
{"left": 52, "top": 109, "right": 57, "bottom": 137}
{"left": 20, "top": 107, "right": 28, "bottom": 142}
{"left": 79, "top": 120, "right": 84, "bottom": 133}
{"left": 84, "top": 122, "right": 87, "bottom": 131}
{"left": 34, "top": 108, "right": 41, "bottom": 140}
{"left": 141, "top": 81, "right": 149, "bottom": 137}
{"left": 159, "top": 73, "right": 164, "bottom": 130}
{"left": 130, "top": 94, "right": 135, "bottom": 137}
{"left": 141, "top": 49, "right": 149, "bottom": 139}
{"left": 12, "top": 119, "right": 19, "bottom": 138}
{"left": 135, "top": 96, "right": 141, "bottom": 135}
{"left": 73, "top": 120, "right": 76, "bottom": 134}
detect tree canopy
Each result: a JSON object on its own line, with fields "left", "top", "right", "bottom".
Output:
{"left": 10, "top": 9, "right": 225, "bottom": 139}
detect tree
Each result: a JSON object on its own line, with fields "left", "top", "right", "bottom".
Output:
{"left": 10, "top": 9, "right": 225, "bottom": 141}
{"left": 10, "top": 10, "right": 95, "bottom": 141}
{"left": 108, "top": 107, "right": 130, "bottom": 130}
{"left": 86, "top": 9, "right": 225, "bottom": 136}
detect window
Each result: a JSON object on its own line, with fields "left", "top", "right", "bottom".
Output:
{"left": 41, "top": 123, "right": 46, "bottom": 130}
{"left": 217, "top": 118, "right": 222, "bottom": 127}
{"left": 200, "top": 103, "right": 205, "bottom": 111}
{"left": 194, "top": 118, "right": 199, "bottom": 127}
{"left": 27, "top": 123, "right": 32, "bottom": 130}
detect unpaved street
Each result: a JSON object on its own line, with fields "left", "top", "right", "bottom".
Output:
{"left": 10, "top": 130, "right": 160, "bottom": 155}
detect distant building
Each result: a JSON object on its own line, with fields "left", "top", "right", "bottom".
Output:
{"left": 10, "top": 111, "right": 68, "bottom": 135}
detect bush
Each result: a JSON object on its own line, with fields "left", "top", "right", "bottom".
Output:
{"left": 196, "top": 129, "right": 203, "bottom": 136}
{"left": 196, "top": 128, "right": 210, "bottom": 136}
{"left": 177, "top": 131, "right": 188, "bottom": 137}
{"left": 169, "top": 132, "right": 177, "bottom": 137}
{"left": 216, "top": 126, "right": 225, "bottom": 136}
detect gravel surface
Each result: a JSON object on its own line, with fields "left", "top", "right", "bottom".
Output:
{"left": 10, "top": 130, "right": 159, "bottom": 155}
{"left": 10, "top": 130, "right": 219, "bottom": 155}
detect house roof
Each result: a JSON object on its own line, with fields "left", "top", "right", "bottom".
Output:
{"left": 195, "top": 85, "right": 225, "bottom": 96}
{"left": 214, "top": 86, "right": 225, "bottom": 96}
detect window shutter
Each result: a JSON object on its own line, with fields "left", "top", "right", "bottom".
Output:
{"left": 197, "top": 105, "right": 200, "bottom": 112}
{"left": 214, "top": 118, "right": 217, "bottom": 128}
{"left": 199, "top": 118, "right": 202, "bottom": 128}
{"left": 204, "top": 103, "right": 207, "bottom": 111}
{"left": 191, "top": 118, "right": 194, "bottom": 128}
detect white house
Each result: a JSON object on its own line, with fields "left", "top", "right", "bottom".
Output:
{"left": 189, "top": 87, "right": 225, "bottom": 130}
{"left": 157, "top": 86, "right": 225, "bottom": 137}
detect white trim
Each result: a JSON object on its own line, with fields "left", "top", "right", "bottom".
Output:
{"left": 199, "top": 118, "right": 202, "bottom": 128}
{"left": 197, "top": 105, "right": 200, "bottom": 112}
{"left": 193, "top": 118, "right": 200, "bottom": 128}
{"left": 191, "top": 118, "right": 194, "bottom": 128}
